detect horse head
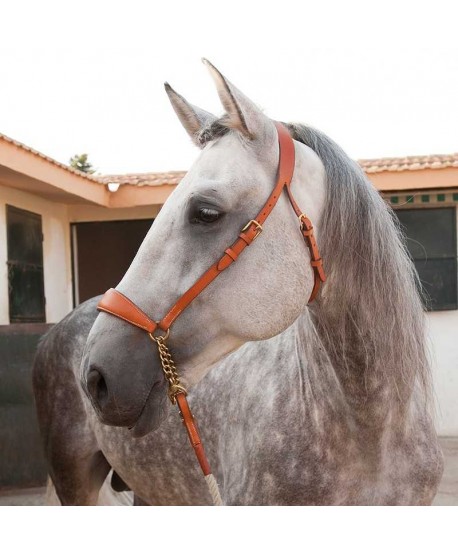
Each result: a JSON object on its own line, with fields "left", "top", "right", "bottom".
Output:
{"left": 81, "top": 60, "right": 327, "bottom": 436}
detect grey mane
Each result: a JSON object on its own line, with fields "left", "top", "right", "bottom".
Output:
{"left": 198, "top": 119, "right": 430, "bottom": 413}
{"left": 285, "top": 123, "right": 431, "bottom": 414}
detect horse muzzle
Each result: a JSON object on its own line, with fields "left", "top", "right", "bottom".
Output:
{"left": 80, "top": 314, "right": 169, "bottom": 436}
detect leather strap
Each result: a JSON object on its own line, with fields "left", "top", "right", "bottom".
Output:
{"left": 157, "top": 122, "right": 296, "bottom": 330}
{"left": 95, "top": 122, "right": 327, "bottom": 486}
{"left": 284, "top": 188, "right": 326, "bottom": 302}
{"left": 176, "top": 393, "right": 211, "bottom": 476}
{"left": 97, "top": 288, "right": 158, "bottom": 333}
{"left": 98, "top": 123, "right": 325, "bottom": 333}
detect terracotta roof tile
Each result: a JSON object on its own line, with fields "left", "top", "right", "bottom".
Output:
{"left": 2, "top": 131, "right": 457, "bottom": 188}
{"left": 358, "top": 153, "right": 458, "bottom": 174}
{"left": 99, "top": 171, "right": 185, "bottom": 187}
{"left": 104, "top": 153, "right": 458, "bottom": 186}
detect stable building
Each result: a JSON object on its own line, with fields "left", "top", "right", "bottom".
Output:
{"left": 0, "top": 132, "right": 457, "bottom": 487}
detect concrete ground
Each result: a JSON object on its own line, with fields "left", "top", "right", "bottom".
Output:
{"left": 433, "top": 437, "right": 458, "bottom": 505}
{"left": 1, "top": 437, "right": 457, "bottom": 506}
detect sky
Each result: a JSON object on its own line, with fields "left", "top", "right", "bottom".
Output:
{"left": 1, "top": 0, "right": 457, "bottom": 175}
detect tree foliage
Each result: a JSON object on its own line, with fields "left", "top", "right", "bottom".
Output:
{"left": 69, "top": 153, "right": 96, "bottom": 174}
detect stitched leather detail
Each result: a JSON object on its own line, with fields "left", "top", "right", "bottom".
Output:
{"left": 310, "top": 259, "right": 323, "bottom": 267}
{"left": 97, "top": 289, "right": 157, "bottom": 333}
{"left": 238, "top": 233, "right": 251, "bottom": 246}
{"left": 97, "top": 307, "right": 153, "bottom": 332}
{"left": 217, "top": 253, "right": 234, "bottom": 272}
{"left": 225, "top": 248, "right": 238, "bottom": 261}
{"left": 316, "top": 264, "right": 327, "bottom": 283}
{"left": 295, "top": 210, "right": 326, "bottom": 299}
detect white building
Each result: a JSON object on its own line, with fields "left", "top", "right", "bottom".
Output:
{"left": 1, "top": 133, "right": 457, "bottom": 435}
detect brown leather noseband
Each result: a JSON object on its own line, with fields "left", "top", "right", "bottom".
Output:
{"left": 96, "top": 122, "right": 326, "bottom": 490}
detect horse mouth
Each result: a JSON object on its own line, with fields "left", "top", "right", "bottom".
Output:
{"left": 130, "top": 379, "right": 169, "bottom": 438}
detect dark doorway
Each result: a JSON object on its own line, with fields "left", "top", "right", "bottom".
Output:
{"left": 72, "top": 219, "right": 152, "bottom": 304}
{"left": 6, "top": 205, "right": 46, "bottom": 323}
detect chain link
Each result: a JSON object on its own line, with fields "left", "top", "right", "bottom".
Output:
{"left": 149, "top": 333, "right": 187, "bottom": 404}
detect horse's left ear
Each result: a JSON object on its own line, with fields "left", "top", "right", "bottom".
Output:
{"left": 202, "top": 58, "right": 269, "bottom": 140}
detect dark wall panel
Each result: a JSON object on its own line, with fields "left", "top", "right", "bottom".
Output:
{"left": 75, "top": 219, "right": 152, "bottom": 303}
{"left": 0, "top": 324, "right": 51, "bottom": 489}
{"left": 6, "top": 205, "right": 45, "bottom": 323}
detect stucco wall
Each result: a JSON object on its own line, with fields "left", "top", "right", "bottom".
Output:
{"left": 428, "top": 310, "right": 458, "bottom": 435}
{"left": 0, "top": 185, "right": 72, "bottom": 324}
{"left": 0, "top": 186, "right": 456, "bottom": 435}
{"left": 68, "top": 204, "right": 161, "bottom": 222}
{"left": 0, "top": 189, "right": 160, "bottom": 324}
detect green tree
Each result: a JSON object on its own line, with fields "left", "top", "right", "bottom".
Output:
{"left": 69, "top": 153, "right": 96, "bottom": 174}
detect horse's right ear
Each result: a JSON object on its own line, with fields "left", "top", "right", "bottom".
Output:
{"left": 164, "top": 83, "right": 217, "bottom": 148}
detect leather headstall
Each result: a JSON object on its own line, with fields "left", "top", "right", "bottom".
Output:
{"left": 95, "top": 122, "right": 326, "bottom": 489}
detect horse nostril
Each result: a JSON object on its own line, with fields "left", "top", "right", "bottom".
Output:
{"left": 87, "top": 367, "right": 109, "bottom": 410}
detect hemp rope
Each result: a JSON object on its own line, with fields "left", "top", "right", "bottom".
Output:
{"left": 205, "top": 473, "right": 223, "bottom": 506}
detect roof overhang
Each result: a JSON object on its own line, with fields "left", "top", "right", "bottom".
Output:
{"left": 0, "top": 136, "right": 109, "bottom": 205}
{"left": 0, "top": 135, "right": 181, "bottom": 208}
{"left": 1, "top": 132, "right": 457, "bottom": 207}
{"left": 108, "top": 184, "right": 178, "bottom": 208}
{"left": 368, "top": 167, "right": 458, "bottom": 193}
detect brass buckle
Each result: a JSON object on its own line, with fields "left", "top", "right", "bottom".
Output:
{"left": 298, "top": 213, "right": 307, "bottom": 225}
{"left": 298, "top": 213, "right": 311, "bottom": 231}
{"left": 241, "top": 219, "right": 263, "bottom": 241}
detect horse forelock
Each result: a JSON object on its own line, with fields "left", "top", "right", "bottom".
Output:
{"left": 196, "top": 118, "right": 231, "bottom": 146}
{"left": 286, "top": 123, "right": 432, "bottom": 411}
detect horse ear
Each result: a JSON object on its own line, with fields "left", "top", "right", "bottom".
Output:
{"left": 202, "top": 58, "right": 267, "bottom": 140}
{"left": 164, "top": 83, "right": 217, "bottom": 148}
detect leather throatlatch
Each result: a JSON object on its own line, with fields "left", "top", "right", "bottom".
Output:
{"left": 96, "top": 122, "right": 326, "bottom": 501}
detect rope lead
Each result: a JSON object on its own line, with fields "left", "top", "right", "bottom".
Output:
{"left": 205, "top": 473, "right": 223, "bottom": 506}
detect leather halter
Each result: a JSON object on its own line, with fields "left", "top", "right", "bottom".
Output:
{"left": 96, "top": 122, "right": 326, "bottom": 487}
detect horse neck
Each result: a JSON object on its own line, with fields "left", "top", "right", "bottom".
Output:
{"left": 243, "top": 313, "right": 350, "bottom": 424}
{"left": 211, "top": 310, "right": 396, "bottom": 464}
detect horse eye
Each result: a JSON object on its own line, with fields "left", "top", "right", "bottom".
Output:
{"left": 194, "top": 207, "right": 222, "bottom": 224}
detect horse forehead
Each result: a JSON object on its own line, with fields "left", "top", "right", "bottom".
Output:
{"left": 192, "top": 133, "right": 324, "bottom": 188}
{"left": 192, "top": 133, "right": 274, "bottom": 183}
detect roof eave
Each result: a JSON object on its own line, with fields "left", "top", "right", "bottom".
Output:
{"left": 367, "top": 166, "right": 458, "bottom": 192}
{"left": 0, "top": 136, "right": 109, "bottom": 206}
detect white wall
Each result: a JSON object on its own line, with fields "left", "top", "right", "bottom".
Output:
{"left": 428, "top": 310, "right": 458, "bottom": 436}
{"left": 0, "top": 186, "right": 457, "bottom": 434}
{"left": 0, "top": 184, "right": 72, "bottom": 324}
{"left": 0, "top": 189, "right": 160, "bottom": 324}
{"left": 68, "top": 204, "right": 160, "bottom": 223}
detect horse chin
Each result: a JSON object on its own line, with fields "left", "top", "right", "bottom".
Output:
{"left": 130, "top": 381, "right": 170, "bottom": 438}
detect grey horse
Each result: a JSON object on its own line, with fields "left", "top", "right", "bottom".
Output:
{"left": 33, "top": 60, "right": 443, "bottom": 505}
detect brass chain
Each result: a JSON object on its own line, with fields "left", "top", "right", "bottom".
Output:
{"left": 149, "top": 333, "right": 187, "bottom": 404}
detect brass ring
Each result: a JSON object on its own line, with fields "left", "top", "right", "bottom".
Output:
{"left": 148, "top": 328, "right": 170, "bottom": 343}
